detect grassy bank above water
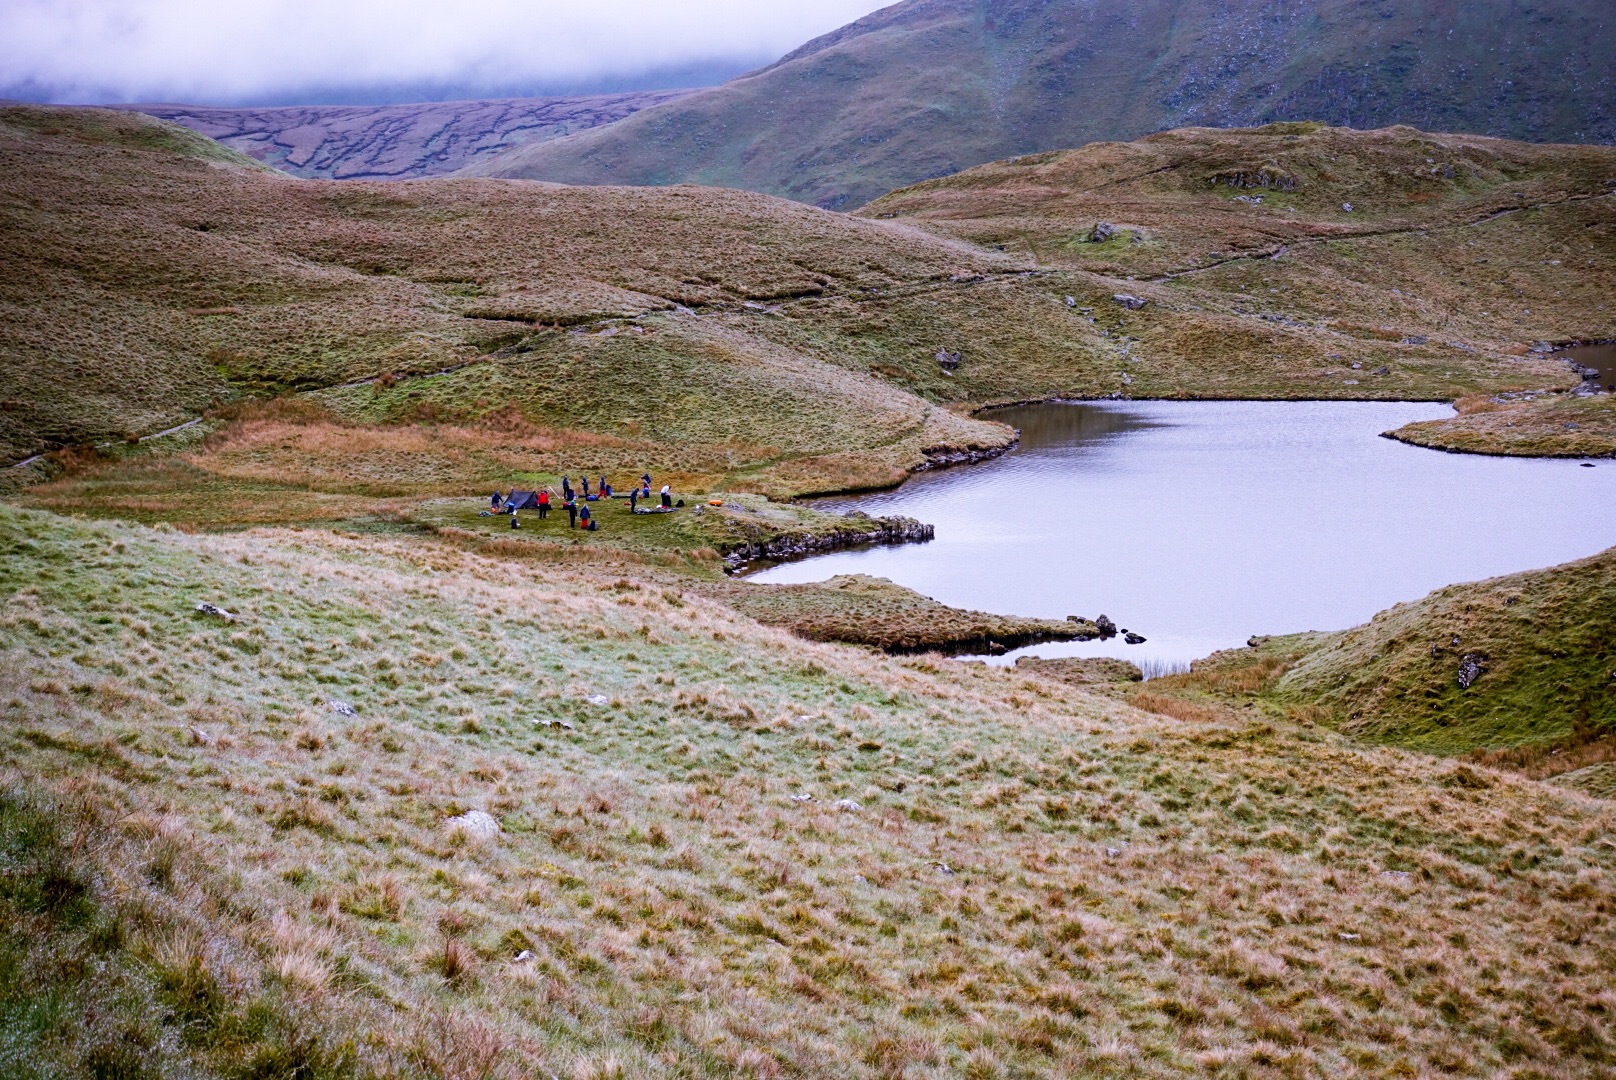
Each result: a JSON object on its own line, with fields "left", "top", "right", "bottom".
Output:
{"left": 2, "top": 504, "right": 1614, "bottom": 1077}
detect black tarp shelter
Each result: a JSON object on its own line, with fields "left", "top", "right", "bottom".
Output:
{"left": 505, "top": 490, "right": 540, "bottom": 511}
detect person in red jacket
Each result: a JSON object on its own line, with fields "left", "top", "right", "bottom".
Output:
{"left": 537, "top": 489, "right": 550, "bottom": 520}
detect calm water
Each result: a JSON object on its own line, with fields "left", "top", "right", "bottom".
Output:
{"left": 749, "top": 401, "right": 1616, "bottom": 667}
{"left": 1563, "top": 343, "right": 1615, "bottom": 391}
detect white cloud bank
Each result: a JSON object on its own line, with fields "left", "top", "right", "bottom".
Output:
{"left": 0, "top": 0, "right": 893, "bottom": 104}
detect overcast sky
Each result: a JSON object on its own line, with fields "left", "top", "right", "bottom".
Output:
{"left": 0, "top": 0, "right": 894, "bottom": 106}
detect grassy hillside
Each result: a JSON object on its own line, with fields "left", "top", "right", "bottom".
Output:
{"left": 4, "top": 503, "right": 1615, "bottom": 1077}
{"left": 1128, "top": 549, "right": 1616, "bottom": 795}
{"left": 1272, "top": 548, "right": 1616, "bottom": 755}
{"left": 471, "top": 0, "right": 1616, "bottom": 209}
{"left": 8, "top": 106, "right": 1608, "bottom": 515}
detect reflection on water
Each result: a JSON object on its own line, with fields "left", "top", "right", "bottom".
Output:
{"left": 751, "top": 401, "right": 1616, "bottom": 667}
{"left": 1562, "top": 343, "right": 1616, "bottom": 392}
{"left": 992, "top": 401, "right": 1164, "bottom": 448}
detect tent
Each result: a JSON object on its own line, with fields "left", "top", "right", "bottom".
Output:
{"left": 505, "top": 490, "right": 540, "bottom": 511}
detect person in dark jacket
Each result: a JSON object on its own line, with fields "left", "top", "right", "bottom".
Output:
{"left": 660, "top": 484, "right": 673, "bottom": 509}
{"left": 582, "top": 476, "right": 591, "bottom": 498}
{"left": 566, "top": 498, "right": 578, "bottom": 529}
{"left": 561, "top": 476, "right": 574, "bottom": 501}
{"left": 579, "top": 503, "right": 592, "bottom": 530}
{"left": 490, "top": 491, "right": 503, "bottom": 511}
{"left": 628, "top": 486, "right": 638, "bottom": 512}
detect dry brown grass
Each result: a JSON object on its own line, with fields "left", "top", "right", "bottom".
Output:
{"left": 4, "top": 504, "right": 1616, "bottom": 1076}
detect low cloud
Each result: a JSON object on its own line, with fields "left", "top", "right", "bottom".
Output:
{"left": 1, "top": 0, "right": 891, "bottom": 105}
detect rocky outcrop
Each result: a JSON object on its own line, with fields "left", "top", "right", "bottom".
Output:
{"left": 721, "top": 514, "right": 934, "bottom": 570}
{"left": 914, "top": 441, "right": 1015, "bottom": 472}
{"left": 126, "top": 89, "right": 699, "bottom": 180}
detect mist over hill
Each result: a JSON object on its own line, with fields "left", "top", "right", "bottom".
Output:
{"left": 470, "top": 0, "right": 1616, "bottom": 208}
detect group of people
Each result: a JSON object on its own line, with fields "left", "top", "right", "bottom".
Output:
{"left": 488, "top": 472, "right": 675, "bottom": 532}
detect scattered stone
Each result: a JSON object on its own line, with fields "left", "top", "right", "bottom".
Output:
{"left": 1351, "top": 362, "right": 1363, "bottom": 370}
{"left": 1341, "top": 203, "right": 1354, "bottom": 212}
{"left": 934, "top": 862, "right": 956, "bottom": 875}
{"left": 328, "top": 700, "right": 356, "bottom": 717}
{"left": 1401, "top": 335, "right": 1428, "bottom": 346}
{"left": 513, "top": 950, "right": 534, "bottom": 963}
{"left": 1337, "top": 933, "right": 1361, "bottom": 942}
{"left": 446, "top": 810, "right": 500, "bottom": 839}
{"left": 1380, "top": 870, "right": 1413, "bottom": 881}
{"left": 1112, "top": 293, "right": 1148, "bottom": 310}
{"left": 789, "top": 793, "right": 814, "bottom": 803}
{"left": 854, "top": 874, "right": 869, "bottom": 885}
{"left": 934, "top": 348, "right": 962, "bottom": 370}
{"left": 1583, "top": 463, "right": 1597, "bottom": 468}
{"left": 1373, "top": 366, "right": 1391, "bottom": 376}
{"left": 834, "top": 798, "right": 862, "bottom": 812}
{"left": 1458, "top": 654, "right": 1487, "bottom": 690}
{"left": 1090, "top": 221, "right": 1120, "bottom": 243}
{"left": 1065, "top": 296, "right": 1078, "bottom": 307}
{"left": 188, "top": 725, "right": 214, "bottom": 746}
{"left": 194, "top": 602, "right": 235, "bottom": 621}
{"left": 1124, "top": 632, "right": 1147, "bottom": 645}
{"left": 586, "top": 694, "right": 610, "bottom": 706}
{"left": 535, "top": 718, "right": 576, "bottom": 730}
{"left": 1105, "top": 846, "right": 1124, "bottom": 858}
{"left": 1095, "top": 615, "right": 1118, "bottom": 637}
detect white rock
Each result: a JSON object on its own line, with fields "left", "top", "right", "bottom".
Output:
{"left": 586, "top": 694, "right": 610, "bottom": 706}
{"left": 328, "top": 700, "right": 356, "bottom": 717}
{"left": 513, "top": 949, "right": 534, "bottom": 963}
{"left": 833, "top": 798, "right": 862, "bottom": 812}
{"left": 447, "top": 810, "right": 500, "bottom": 839}
{"left": 194, "top": 602, "right": 235, "bottom": 620}
{"left": 789, "top": 793, "right": 814, "bottom": 803}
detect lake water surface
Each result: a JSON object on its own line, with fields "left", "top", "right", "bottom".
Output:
{"left": 749, "top": 401, "right": 1616, "bottom": 668}
{"left": 1562, "top": 343, "right": 1615, "bottom": 391}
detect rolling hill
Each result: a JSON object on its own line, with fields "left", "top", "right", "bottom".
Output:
{"left": 471, "top": 0, "right": 1616, "bottom": 209}
{"left": 6, "top": 105, "right": 1612, "bottom": 508}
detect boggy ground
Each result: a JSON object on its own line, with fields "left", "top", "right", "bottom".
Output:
{"left": 3, "top": 504, "right": 1614, "bottom": 1079}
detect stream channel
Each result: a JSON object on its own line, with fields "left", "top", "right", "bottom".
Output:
{"left": 747, "top": 401, "right": 1616, "bottom": 670}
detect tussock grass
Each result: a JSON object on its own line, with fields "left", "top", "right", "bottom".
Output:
{"left": 1387, "top": 392, "right": 1616, "bottom": 458}
{"left": 3, "top": 504, "right": 1615, "bottom": 1076}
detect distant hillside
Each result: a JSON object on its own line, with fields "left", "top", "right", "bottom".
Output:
{"left": 471, "top": 0, "right": 1616, "bottom": 208}
{"left": 128, "top": 89, "right": 699, "bottom": 180}
{"left": 6, "top": 106, "right": 1611, "bottom": 487}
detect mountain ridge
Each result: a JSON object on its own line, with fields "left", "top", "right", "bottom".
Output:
{"left": 470, "top": 0, "right": 1616, "bottom": 208}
